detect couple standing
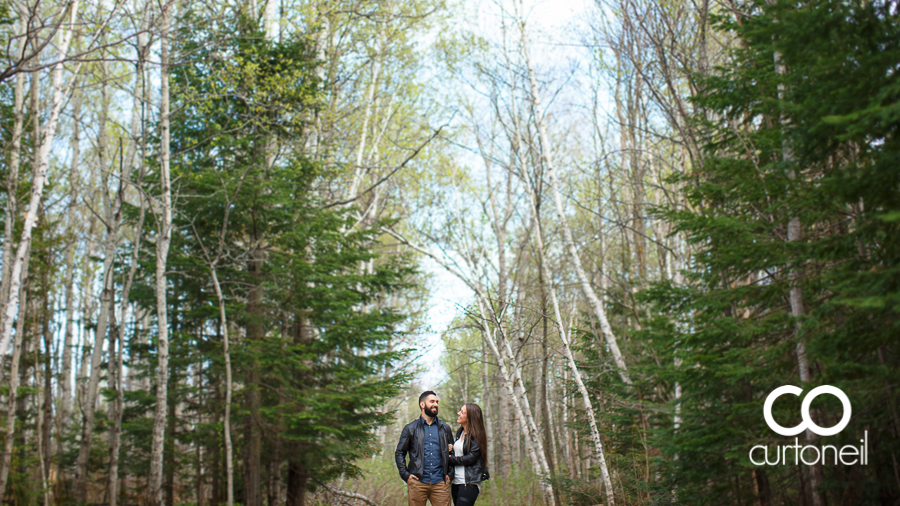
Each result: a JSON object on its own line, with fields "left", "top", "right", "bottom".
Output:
{"left": 395, "top": 391, "right": 488, "bottom": 506}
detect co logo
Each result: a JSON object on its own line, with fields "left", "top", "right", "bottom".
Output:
{"left": 763, "top": 385, "right": 851, "bottom": 437}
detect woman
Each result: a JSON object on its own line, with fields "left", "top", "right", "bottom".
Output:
{"left": 447, "top": 402, "right": 488, "bottom": 506}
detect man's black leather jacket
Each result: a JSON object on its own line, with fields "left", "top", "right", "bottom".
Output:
{"left": 395, "top": 416, "right": 454, "bottom": 483}
{"left": 448, "top": 427, "right": 486, "bottom": 485}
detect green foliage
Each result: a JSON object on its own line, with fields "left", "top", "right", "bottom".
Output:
{"left": 0, "top": 2, "right": 9, "bottom": 26}
{"left": 641, "top": 0, "right": 900, "bottom": 503}
{"left": 119, "top": 7, "right": 419, "bottom": 499}
{"left": 440, "top": 314, "right": 486, "bottom": 412}
{"left": 551, "top": 474, "right": 605, "bottom": 506}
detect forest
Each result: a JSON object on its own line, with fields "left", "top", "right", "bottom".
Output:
{"left": 0, "top": 0, "right": 897, "bottom": 504}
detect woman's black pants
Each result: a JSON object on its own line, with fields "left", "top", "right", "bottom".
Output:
{"left": 451, "top": 483, "right": 480, "bottom": 505}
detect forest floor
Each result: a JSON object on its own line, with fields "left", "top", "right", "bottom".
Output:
{"left": 313, "top": 456, "right": 604, "bottom": 506}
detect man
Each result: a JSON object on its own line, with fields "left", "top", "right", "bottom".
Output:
{"left": 395, "top": 391, "right": 454, "bottom": 506}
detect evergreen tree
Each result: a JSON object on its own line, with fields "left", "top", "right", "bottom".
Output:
{"left": 645, "top": 0, "right": 900, "bottom": 503}
{"left": 122, "top": 9, "right": 416, "bottom": 505}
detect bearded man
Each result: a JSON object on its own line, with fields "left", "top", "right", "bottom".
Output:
{"left": 395, "top": 390, "right": 454, "bottom": 506}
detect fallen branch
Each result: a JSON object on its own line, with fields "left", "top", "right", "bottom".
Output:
{"left": 318, "top": 482, "right": 379, "bottom": 506}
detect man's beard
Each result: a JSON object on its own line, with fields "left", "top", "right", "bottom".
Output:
{"left": 426, "top": 406, "right": 439, "bottom": 417}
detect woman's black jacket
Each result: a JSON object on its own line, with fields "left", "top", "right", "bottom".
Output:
{"left": 448, "top": 427, "right": 485, "bottom": 485}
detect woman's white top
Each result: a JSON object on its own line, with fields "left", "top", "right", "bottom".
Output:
{"left": 452, "top": 436, "right": 466, "bottom": 485}
{"left": 452, "top": 434, "right": 478, "bottom": 488}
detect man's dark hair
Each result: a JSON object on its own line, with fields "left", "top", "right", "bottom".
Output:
{"left": 418, "top": 390, "right": 437, "bottom": 406}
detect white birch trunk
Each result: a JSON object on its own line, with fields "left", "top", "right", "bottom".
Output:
{"left": 58, "top": 83, "right": 81, "bottom": 440}
{"left": 0, "top": 0, "right": 80, "bottom": 367}
{"left": 0, "top": 241, "right": 31, "bottom": 498}
{"left": 546, "top": 379, "right": 559, "bottom": 473}
{"left": 562, "top": 368, "right": 573, "bottom": 472}
{"left": 75, "top": 56, "right": 122, "bottom": 503}
{"left": 346, "top": 26, "right": 384, "bottom": 202}
{"left": 476, "top": 301, "right": 555, "bottom": 505}
{"left": 148, "top": 2, "right": 174, "bottom": 501}
{"left": 263, "top": 0, "right": 278, "bottom": 41}
{"left": 0, "top": 9, "right": 28, "bottom": 326}
{"left": 482, "top": 333, "right": 493, "bottom": 471}
{"left": 526, "top": 177, "right": 617, "bottom": 506}
{"left": 212, "top": 270, "right": 235, "bottom": 506}
{"left": 518, "top": 13, "right": 632, "bottom": 385}
{"left": 201, "top": 194, "right": 237, "bottom": 506}
{"left": 76, "top": 216, "right": 98, "bottom": 412}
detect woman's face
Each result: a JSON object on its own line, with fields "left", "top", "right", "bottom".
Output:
{"left": 457, "top": 405, "right": 468, "bottom": 426}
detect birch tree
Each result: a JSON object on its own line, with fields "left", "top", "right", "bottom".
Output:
{"left": 514, "top": 3, "right": 632, "bottom": 385}
{"left": 148, "top": 0, "right": 175, "bottom": 502}
{"left": 0, "top": 0, "right": 81, "bottom": 368}
{"left": 74, "top": 53, "right": 124, "bottom": 502}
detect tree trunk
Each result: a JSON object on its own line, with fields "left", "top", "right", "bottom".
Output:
{"left": 196, "top": 371, "right": 205, "bottom": 506}
{"left": 0, "top": 241, "right": 32, "bottom": 498}
{"left": 106, "top": 142, "right": 132, "bottom": 506}
{"left": 211, "top": 385, "right": 222, "bottom": 506}
{"left": 545, "top": 380, "right": 559, "bottom": 475}
{"left": 520, "top": 156, "right": 616, "bottom": 503}
{"left": 534, "top": 205, "right": 561, "bottom": 506}
{"left": 518, "top": 16, "right": 632, "bottom": 386}
{"left": 562, "top": 368, "right": 574, "bottom": 473}
{"left": 0, "top": 0, "right": 80, "bottom": 367}
{"left": 477, "top": 301, "right": 554, "bottom": 505}
{"left": 57, "top": 81, "right": 81, "bottom": 487}
{"left": 497, "top": 354, "right": 511, "bottom": 482}
{"left": 346, "top": 28, "right": 383, "bottom": 202}
{"left": 40, "top": 263, "right": 54, "bottom": 506}
{"left": 286, "top": 461, "right": 307, "bottom": 506}
{"left": 75, "top": 55, "right": 122, "bottom": 503}
{"left": 211, "top": 270, "right": 235, "bottom": 506}
{"left": 773, "top": 48, "right": 824, "bottom": 506}
{"left": 148, "top": 2, "right": 175, "bottom": 502}
{"left": 15, "top": 286, "right": 32, "bottom": 485}
{"left": 0, "top": 7, "right": 27, "bottom": 325}
{"left": 198, "top": 157, "right": 244, "bottom": 506}
{"left": 107, "top": 296, "right": 125, "bottom": 506}
{"left": 754, "top": 468, "right": 772, "bottom": 506}
{"left": 0, "top": 25, "right": 33, "bottom": 499}
{"left": 108, "top": 9, "right": 150, "bottom": 498}
{"left": 165, "top": 385, "right": 177, "bottom": 506}
{"left": 244, "top": 249, "right": 264, "bottom": 506}
{"left": 78, "top": 215, "right": 99, "bottom": 419}
{"left": 105, "top": 132, "right": 124, "bottom": 506}
{"left": 482, "top": 334, "right": 493, "bottom": 472}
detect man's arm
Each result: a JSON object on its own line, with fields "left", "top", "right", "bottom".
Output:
{"left": 394, "top": 424, "right": 412, "bottom": 483}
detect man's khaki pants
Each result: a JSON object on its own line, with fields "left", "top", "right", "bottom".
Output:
{"left": 408, "top": 478, "right": 451, "bottom": 506}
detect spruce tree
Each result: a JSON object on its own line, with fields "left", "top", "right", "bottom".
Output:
{"left": 645, "top": 0, "right": 900, "bottom": 503}
{"left": 122, "top": 10, "right": 415, "bottom": 505}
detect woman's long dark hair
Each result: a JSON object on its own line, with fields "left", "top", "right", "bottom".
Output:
{"left": 463, "top": 402, "right": 487, "bottom": 459}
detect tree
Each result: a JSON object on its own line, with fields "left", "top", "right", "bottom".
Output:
{"left": 649, "top": 0, "right": 900, "bottom": 503}
{"left": 163, "top": 9, "right": 417, "bottom": 505}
